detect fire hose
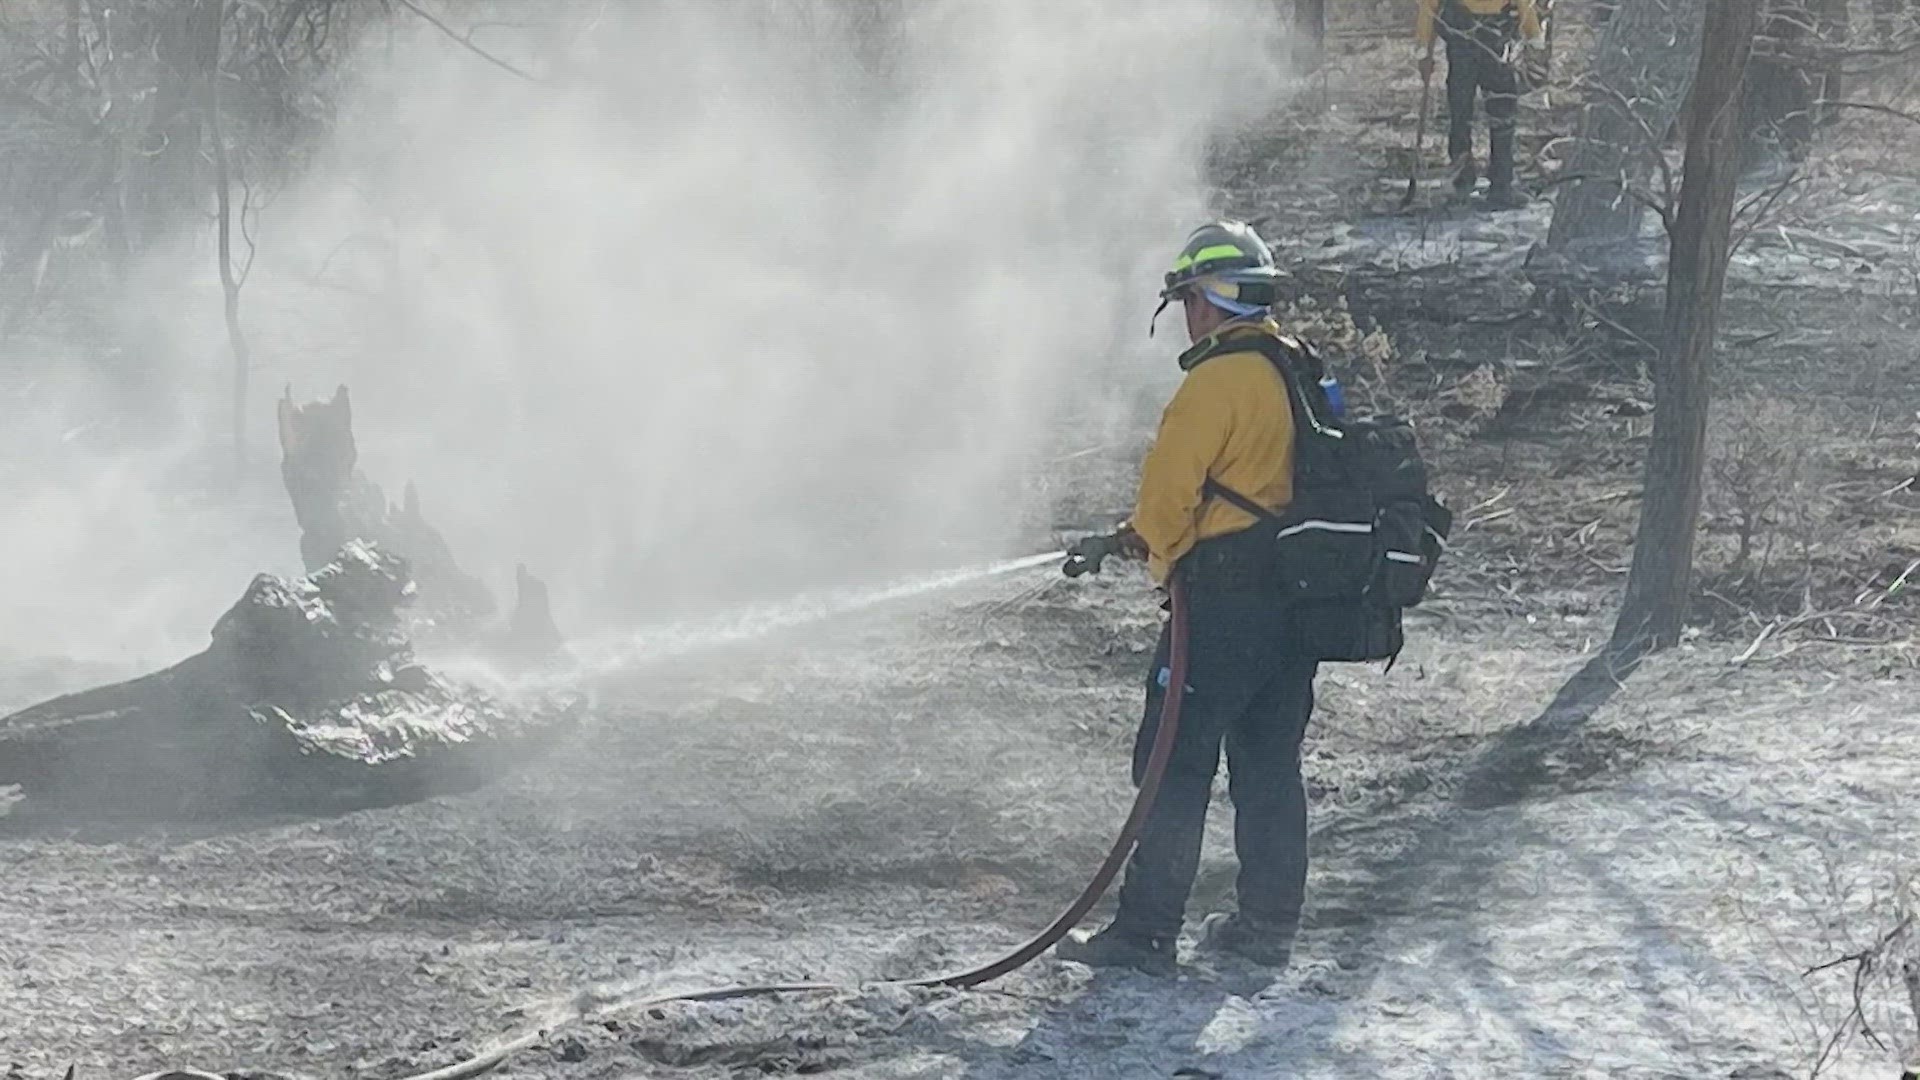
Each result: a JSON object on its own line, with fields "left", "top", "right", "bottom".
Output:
{"left": 288, "top": 543, "right": 1186, "bottom": 1080}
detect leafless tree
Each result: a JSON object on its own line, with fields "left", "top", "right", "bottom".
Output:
{"left": 1546, "top": 0, "right": 1705, "bottom": 248}
{"left": 1608, "top": 0, "right": 1764, "bottom": 654}
{"left": 1527, "top": 0, "right": 1762, "bottom": 728}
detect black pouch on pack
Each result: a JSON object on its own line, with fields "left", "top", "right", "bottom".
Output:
{"left": 1288, "top": 599, "right": 1405, "bottom": 663}
{"left": 1371, "top": 493, "right": 1453, "bottom": 608}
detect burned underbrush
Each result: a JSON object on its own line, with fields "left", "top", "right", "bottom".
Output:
{"left": 1239, "top": 279, "right": 1920, "bottom": 666}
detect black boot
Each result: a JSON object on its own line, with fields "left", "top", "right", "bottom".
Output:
{"left": 1450, "top": 154, "right": 1479, "bottom": 196}
{"left": 1484, "top": 182, "right": 1530, "bottom": 210}
{"left": 1055, "top": 923, "right": 1177, "bottom": 977}
{"left": 1193, "top": 912, "right": 1296, "bottom": 968}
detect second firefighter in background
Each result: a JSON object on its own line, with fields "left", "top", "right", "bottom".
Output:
{"left": 1416, "top": 0, "right": 1546, "bottom": 209}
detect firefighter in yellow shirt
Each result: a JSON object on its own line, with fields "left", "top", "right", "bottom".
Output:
{"left": 1056, "top": 221, "right": 1321, "bottom": 976}
{"left": 1417, "top": 0, "right": 1546, "bottom": 208}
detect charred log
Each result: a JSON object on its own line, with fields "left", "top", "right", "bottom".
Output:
{"left": 0, "top": 542, "right": 582, "bottom": 820}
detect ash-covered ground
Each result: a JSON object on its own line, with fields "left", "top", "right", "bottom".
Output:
{"left": 3, "top": 561, "right": 1916, "bottom": 1079}
{"left": 6, "top": 20, "right": 1920, "bottom": 1080}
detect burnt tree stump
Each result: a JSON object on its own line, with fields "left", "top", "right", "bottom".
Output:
{"left": 0, "top": 542, "right": 582, "bottom": 820}
{"left": 506, "top": 563, "right": 565, "bottom": 661}
{"left": 277, "top": 385, "right": 497, "bottom": 635}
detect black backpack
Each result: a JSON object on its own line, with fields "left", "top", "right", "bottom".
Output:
{"left": 1186, "top": 332, "right": 1453, "bottom": 664}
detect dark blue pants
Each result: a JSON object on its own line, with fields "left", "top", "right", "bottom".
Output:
{"left": 1112, "top": 585, "right": 1319, "bottom": 943}
{"left": 1444, "top": 25, "right": 1519, "bottom": 189}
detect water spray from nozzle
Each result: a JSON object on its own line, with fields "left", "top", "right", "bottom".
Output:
{"left": 569, "top": 550, "right": 1067, "bottom": 679}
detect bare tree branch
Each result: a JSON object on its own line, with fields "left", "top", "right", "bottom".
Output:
{"left": 392, "top": 0, "right": 544, "bottom": 84}
{"left": 238, "top": 168, "right": 259, "bottom": 286}
{"left": 1815, "top": 98, "right": 1920, "bottom": 130}
{"left": 1804, "top": 913, "right": 1916, "bottom": 1075}
{"left": 1729, "top": 169, "right": 1815, "bottom": 252}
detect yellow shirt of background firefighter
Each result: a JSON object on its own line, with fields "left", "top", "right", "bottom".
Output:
{"left": 1414, "top": 0, "right": 1543, "bottom": 46}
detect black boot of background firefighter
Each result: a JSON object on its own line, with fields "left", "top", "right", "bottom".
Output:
{"left": 1416, "top": 0, "right": 1544, "bottom": 209}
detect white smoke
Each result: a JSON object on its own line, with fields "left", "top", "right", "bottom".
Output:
{"left": 0, "top": 0, "right": 1291, "bottom": 663}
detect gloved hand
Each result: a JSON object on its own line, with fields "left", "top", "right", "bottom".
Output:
{"left": 1063, "top": 533, "right": 1121, "bottom": 578}
{"left": 1062, "top": 527, "right": 1147, "bottom": 578}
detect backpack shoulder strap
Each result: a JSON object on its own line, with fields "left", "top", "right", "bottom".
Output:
{"left": 1184, "top": 330, "right": 1330, "bottom": 522}
{"left": 1193, "top": 332, "right": 1338, "bottom": 437}
{"left": 1202, "top": 475, "right": 1278, "bottom": 522}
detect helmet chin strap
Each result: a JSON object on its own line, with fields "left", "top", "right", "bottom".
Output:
{"left": 1150, "top": 288, "right": 1265, "bottom": 339}
{"left": 1148, "top": 295, "right": 1172, "bottom": 338}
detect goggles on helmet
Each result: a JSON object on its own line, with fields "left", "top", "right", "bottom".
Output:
{"left": 1150, "top": 270, "right": 1279, "bottom": 335}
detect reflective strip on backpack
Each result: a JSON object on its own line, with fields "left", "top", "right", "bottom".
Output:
{"left": 1272, "top": 519, "right": 1374, "bottom": 540}
{"left": 1385, "top": 551, "right": 1425, "bottom": 564}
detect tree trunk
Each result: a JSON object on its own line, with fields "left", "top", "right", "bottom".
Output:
{"left": 1741, "top": 0, "right": 1814, "bottom": 167}
{"left": 1546, "top": 0, "right": 1707, "bottom": 248}
{"left": 1809, "top": 0, "right": 1846, "bottom": 123}
{"left": 1292, "top": 0, "right": 1325, "bottom": 69}
{"left": 1608, "top": 0, "right": 1762, "bottom": 654}
{"left": 197, "top": 0, "right": 250, "bottom": 479}
{"left": 132, "top": 5, "right": 201, "bottom": 248}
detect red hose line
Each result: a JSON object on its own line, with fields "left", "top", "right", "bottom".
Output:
{"left": 380, "top": 577, "right": 1195, "bottom": 1080}
{"left": 911, "top": 574, "right": 1189, "bottom": 987}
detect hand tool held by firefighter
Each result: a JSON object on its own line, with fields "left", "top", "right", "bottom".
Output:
{"left": 1402, "top": 34, "right": 1438, "bottom": 209}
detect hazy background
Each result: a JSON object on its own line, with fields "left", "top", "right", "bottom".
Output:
{"left": 0, "top": 0, "right": 1292, "bottom": 668}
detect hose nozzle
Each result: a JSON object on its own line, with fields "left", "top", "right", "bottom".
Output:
{"left": 1062, "top": 533, "right": 1126, "bottom": 578}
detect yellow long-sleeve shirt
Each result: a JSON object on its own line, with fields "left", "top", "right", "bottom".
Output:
{"left": 1129, "top": 323, "right": 1295, "bottom": 584}
{"left": 1416, "top": 0, "right": 1543, "bottom": 48}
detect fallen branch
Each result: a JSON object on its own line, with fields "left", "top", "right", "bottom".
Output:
{"left": 1904, "top": 957, "right": 1920, "bottom": 1060}
{"left": 1865, "top": 559, "right": 1920, "bottom": 606}
{"left": 1730, "top": 562, "right": 1918, "bottom": 665}
{"left": 1732, "top": 618, "right": 1780, "bottom": 664}
{"left": 1815, "top": 99, "right": 1920, "bottom": 131}
{"left": 1804, "top": 913, "right": 1916, "bottom": 1074}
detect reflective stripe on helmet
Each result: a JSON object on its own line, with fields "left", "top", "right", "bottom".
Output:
{"left": 1170, "top": 244, "right": 1250, "bottom": 273}
{"left": 1190, "top": 243, "right": 1250, "bottom": 265}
